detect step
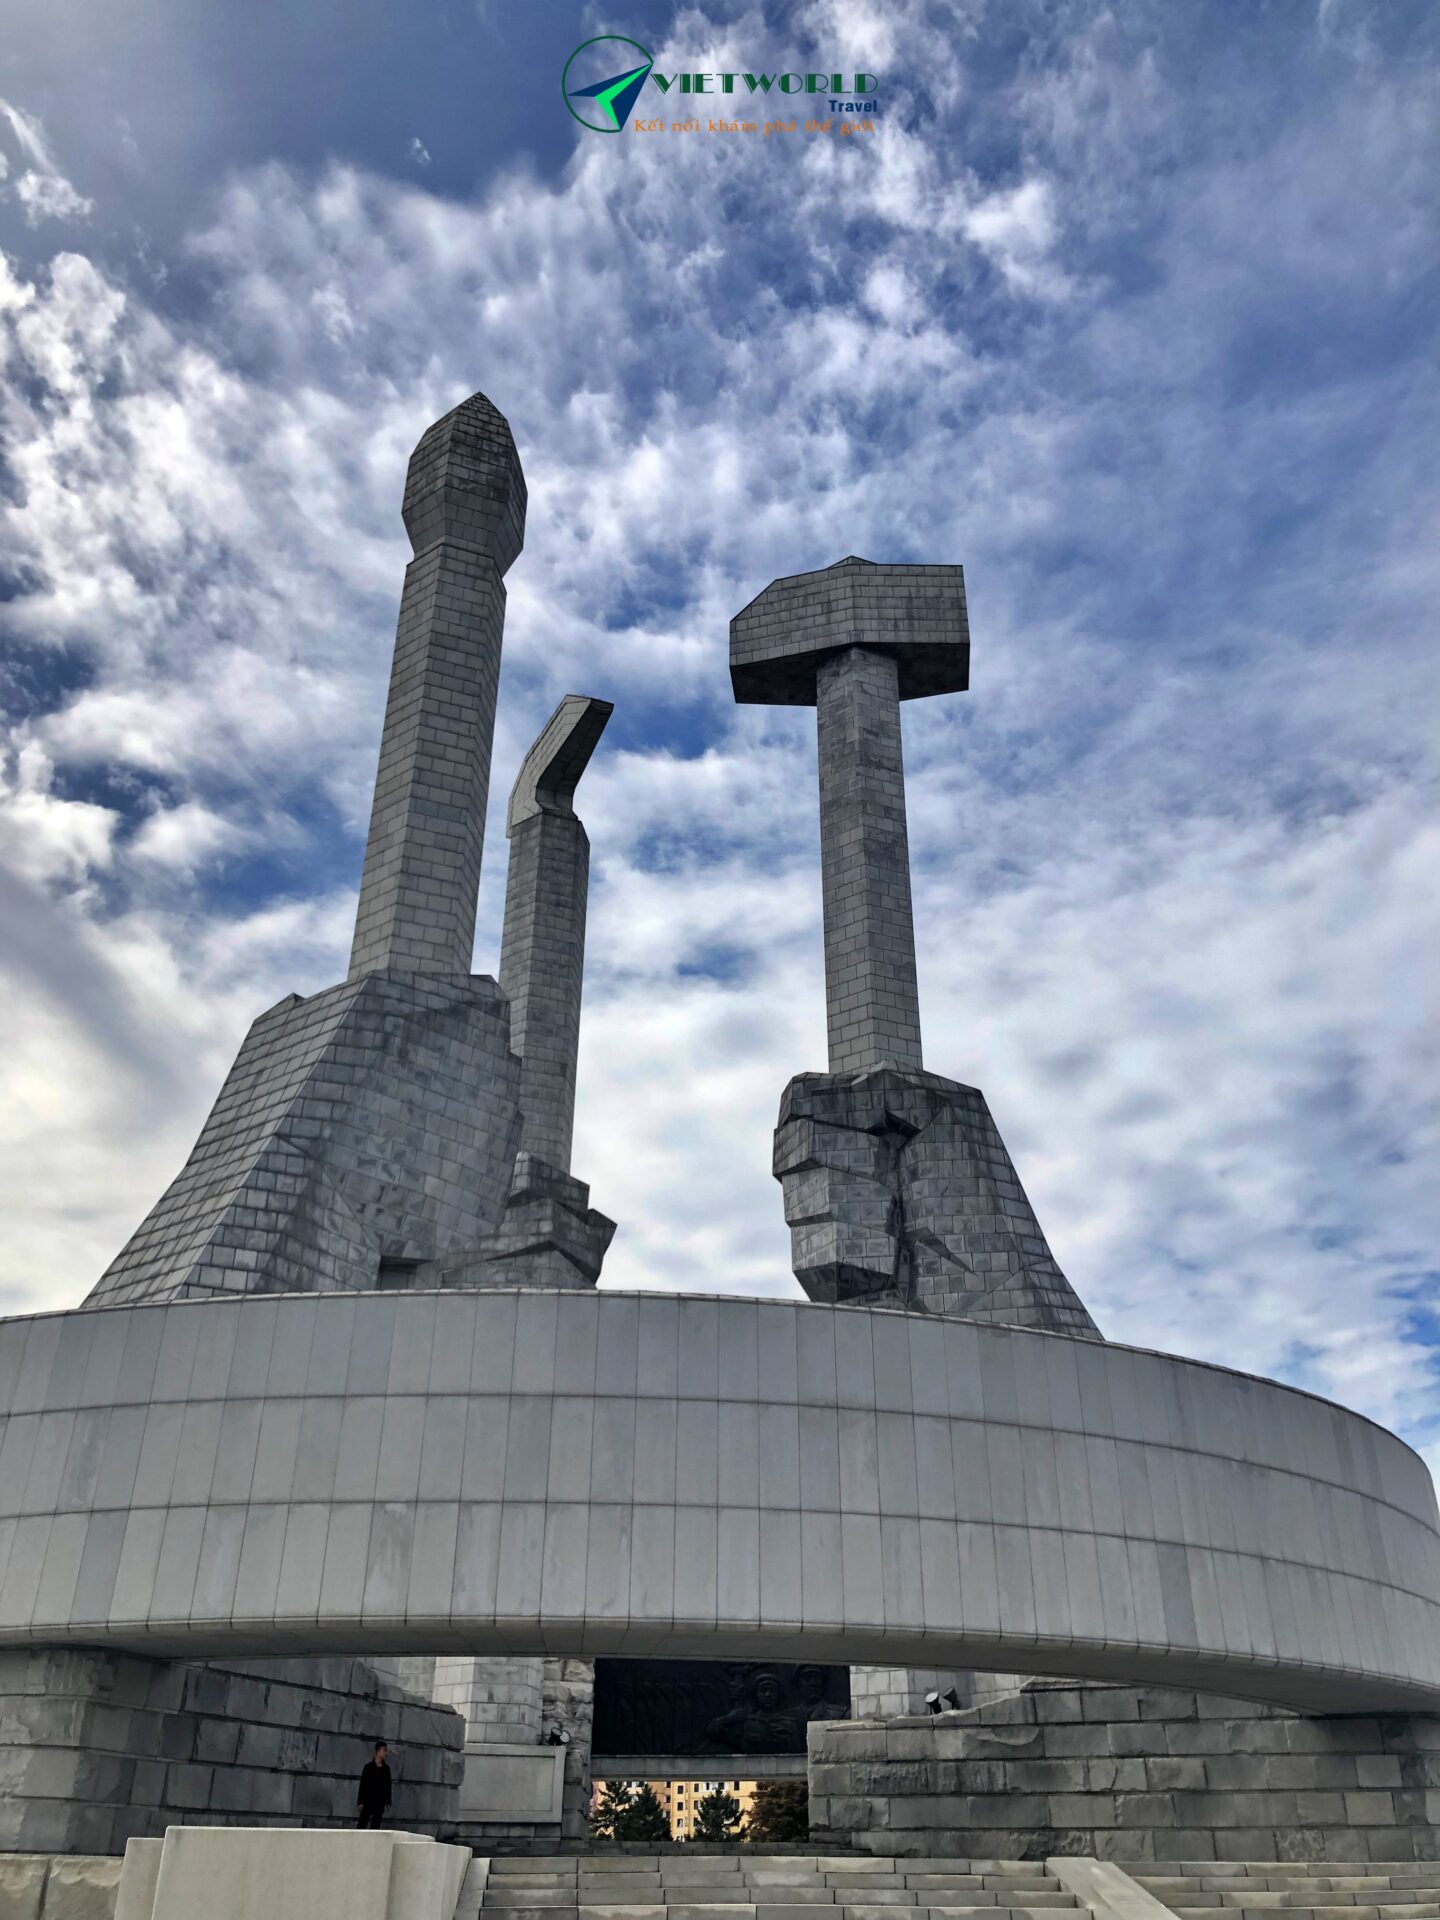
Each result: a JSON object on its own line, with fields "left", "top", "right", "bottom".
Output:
{"left": 1322, "top": 1885, "right": 1422, "bottom": 1894}
{"left": 495, "top": 1866, "right": 587, "bottom": 1881}
{"left": 741, "top": 1892, "right": 836, "bottom": 1905}
{"left": 928, "top": 1909, "right": 1083, "bottom": 1920}
{"left": 979, "top": 1890, "right": 1069, "bottom": 1903}
{"left": 490, "top": 1884, "right": 579, "bottom": 1895}
{"left": 742, "top": 1878, "right": 834, "bottom": 1890}
{"left": 657, "top": 1888, "right": 790, "bottom": 1901}
{"left": 495, "top": 1906, "right": 1073, "bottom": 1920}
{"left": 1295, "top": 1897, "right": 1396, "bottom": 1907}
{"left": 818, "top": 1895, "right": 911, "bottom": 1908}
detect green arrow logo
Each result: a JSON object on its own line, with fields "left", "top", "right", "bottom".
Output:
{"left": 562, "top": 36, "right": 654, "bottom": 134}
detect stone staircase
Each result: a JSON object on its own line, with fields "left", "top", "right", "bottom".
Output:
{"left": 1132, "top": 1864, "right": 1440, "bottom": 1920}
{"left": 480, "top": 1855, "right": 1084, "bottom": 1920}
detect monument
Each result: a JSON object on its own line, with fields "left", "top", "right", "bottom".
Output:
{"left": 731, "top": 557, "right": 1096, "bottom": 1337}
{"left": 732, "top": 557, "right": 1099, "bottom": 1719}
{"left": 3, "top": 391, "right": 1440, "bottom": 1907}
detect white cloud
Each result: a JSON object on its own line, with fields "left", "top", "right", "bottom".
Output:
{"left": 961, "top": 178, "right": 1067, "bottom": 296}
{"left": 129, "top": 800, "right": 249, "bottom": 873}
{"left": 0, "top": 4, "right": 1436, "bottom": 1480}
{"left": 861, "top": 263, "right": 918, "bottom": 325}
{"left": 0, "top": 97, "right": 94, "bottom": 226}
{"left": 0, "top": 740, "right": 116, "bottom": 889}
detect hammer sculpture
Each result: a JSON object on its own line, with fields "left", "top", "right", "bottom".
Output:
{"left": 731, "top": 557, "right": 1098, "bottom": 1334}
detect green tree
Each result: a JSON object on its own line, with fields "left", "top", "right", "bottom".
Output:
{"left": 744, "top": 1779, "right": 809, "bottom": 1842}
{"left": 621, "top": 1781, "right": 671, "bottom": 1842}
{"left": 690, "top": 1786, "right": 743, "bottom": 1842}
{"left": 589, "top": 1780, "right": 635, "bottom": 1841}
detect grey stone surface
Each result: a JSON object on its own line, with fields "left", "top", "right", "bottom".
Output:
{"left": 434, "top": 1654, "right": 545, "bottom": 1745}
{"left": 545, "top": 1656, "right": 596, "bottom": 1840}
{"left": 807, "top": 1682, "right": 1440, "bottom": 1862}
{"left": 445, "top": 1156, "right": 614, "bottom": 1293}
{"left": 116, "top": 1827, "right": 468, "bottom": 1920}
{"left": 425, "top": 701, "right": 613, "bottom": 1811}
{"left": 1045, "top": 1855, "right": 1175, "bottom": 1920}
{"left": 814, "top": 647, "right": 923, "bottom": 1076}
{"left": 730, "top": 557, "right": 969, "bottom": 708}
{"left": 846, "top": 1669, "right": 1018, "bottom": 1722}
{"left": 84, "top": 974, "right": 522, "bottom": 1307}
{"left": 455, "top": 1743, "right": 565, "bottom": 1824}
{"left": 736, "top": 561, "right": 1094, "bottom": 1734}
{"left": 501, "top": 695, "right": 614, "bottom": 1176}
{"left": 349, "top": 391, "right": 526, "bottom": 981}
{"left": 444, "top": 695, "right": 617, "bottom": 1294}
{"left": 731, "top": 562, "right": 1094, "bottom": 1421}
{"left": 81, "top": 392, "right": 555, "bottom": 1312}
{"left": 732, "top": 560, "right": 966, "bottom": 1077}
{"left": 18, "top": 1856, "right": 122, "bottom": 1920}
{"left": 0, "top": 1647, "right": 462, "bottom": 1856}
{"left": 3, "top": 1290, "right": 1438, "bottom": 1714}
{"left": 775, "top": 1070, "right": 1098, "bottom": 1336}
{"left": 0, "top": 1853, "right": 48, "bottom": 1918}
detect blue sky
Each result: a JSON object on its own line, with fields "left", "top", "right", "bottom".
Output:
{"left": 0, "top": 1, "right": 1437, "bottom": 1467}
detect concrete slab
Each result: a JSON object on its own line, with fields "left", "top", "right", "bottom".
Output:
{"left": 115, "top": 1826, "right": 469, "bottom": 1920}
{"left": 1046, "top": 1861, "right": 1175, "bottom": 1920}
{"left": 113, "top": 1843, "right": 163, "bottom": 1920}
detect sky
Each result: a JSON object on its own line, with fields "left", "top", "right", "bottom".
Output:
{"left": 0, "top": 1, "right": 1437, "bottom": 1468}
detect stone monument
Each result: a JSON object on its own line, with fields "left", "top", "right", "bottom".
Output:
{"left": 732, "top": 556, "right": 1098, "bottom": 1717}
{"left": 731, "top": 557, "right": 1097, "bottom": 1336}
{"left": 3, "top": 397, "right": 1440, "bottom": 1899}
{"left": 0, "top": 391, "right": 618, "bottom": 1853}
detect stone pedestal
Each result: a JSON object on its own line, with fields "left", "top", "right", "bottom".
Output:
{"left": 453, "top": 1744, "right": 565, "bottom": 1829}
{"left": 428, "top": 1653, "right": 594, "bottom": 1842}
{"left": 808, "top": 1681, "right": 1440, "bottom": 1861}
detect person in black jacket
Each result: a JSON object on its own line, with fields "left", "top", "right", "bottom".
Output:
{"left": 356, "top": 1741, "right": 392, "bottom": 1829}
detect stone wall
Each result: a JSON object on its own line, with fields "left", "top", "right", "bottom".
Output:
{"left": 545, "top": 1657, "right": 595, "bottom": 1839}
{"left": 849, "top": 1666, "right": 1030, "bottom": 1718}
{"left": 0, "top": 1649, "right": 462, "bottom": 1856}
{"left": 808, "top": 1682, "right": 1440, "bottom": 1862}
{"left": 433, "top": 1655, "right": 546, "bottom": 1745}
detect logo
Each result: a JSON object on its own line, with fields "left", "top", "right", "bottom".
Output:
{"left": 563, "top": 35, "right": 655, "bottom": 134}
{"left": 561, "top": 36, "right": 880, "bottom": 137}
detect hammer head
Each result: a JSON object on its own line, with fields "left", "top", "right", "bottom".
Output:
{"left": 730, "top": 556, "right": 969, "bottom": 706}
